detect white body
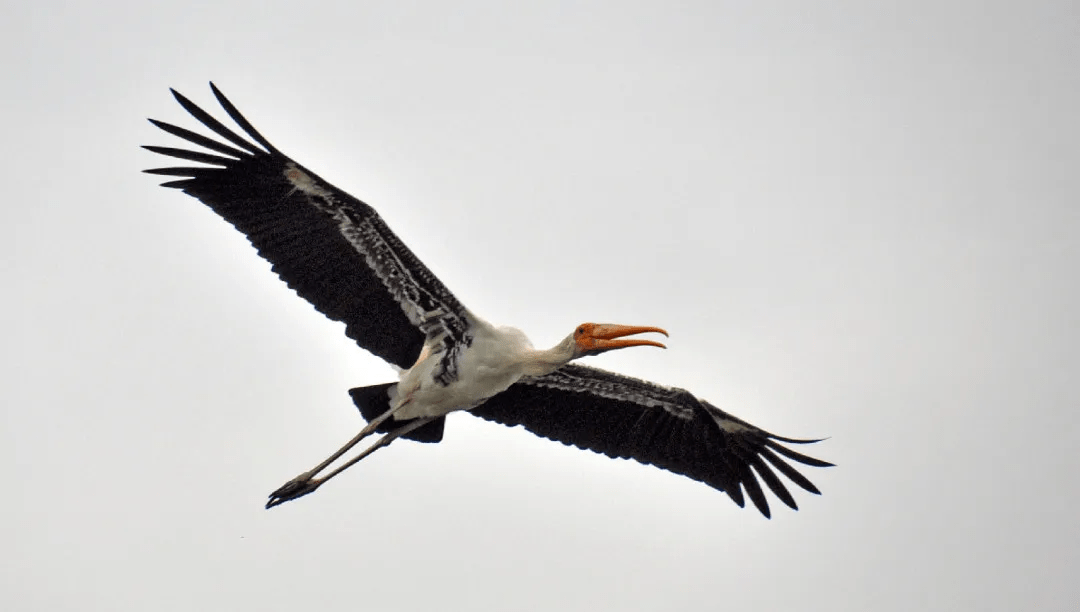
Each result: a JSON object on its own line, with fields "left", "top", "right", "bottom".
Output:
{"left": 392, "top": 314, "right": 570, "bottom": 420}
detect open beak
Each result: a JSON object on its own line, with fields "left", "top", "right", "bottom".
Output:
{"left": 576, "top": 323, "right": 668, "bottom": 355}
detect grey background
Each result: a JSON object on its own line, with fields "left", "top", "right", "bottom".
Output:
{"left": 5, "top": 1, "right": 1078, "bottom": 610}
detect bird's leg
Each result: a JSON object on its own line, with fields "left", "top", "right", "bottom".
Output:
{"left": 309, "top": 416, "right": 436, "bottom": 488}
{"left": 265, "top": 416, "right": 437, "bottom": 509}
{"left": 265, "top": 397, "right": 413, "bottom": 501}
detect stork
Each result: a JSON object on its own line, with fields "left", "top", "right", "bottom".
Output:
{"left": 144, "top": 84, "right": 831, "bottom": 517}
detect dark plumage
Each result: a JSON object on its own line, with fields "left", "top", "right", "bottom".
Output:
{"left": 473, "top": 365, "right": 830, "bottom": 517}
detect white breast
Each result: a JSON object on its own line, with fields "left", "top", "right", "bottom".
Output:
{"left": 393, "top": 319, "right": 534, "bottom": 420}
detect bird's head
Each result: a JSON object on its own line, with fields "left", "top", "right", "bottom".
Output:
{"left": 571, "top": 323, "right": 668, "bottom": 359}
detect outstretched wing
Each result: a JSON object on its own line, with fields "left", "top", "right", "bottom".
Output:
{"left": 470, "top": 364, "right": 832, "bottom": 518}
{"left": 144, "top": 83, "right": 470, "bottom": 371}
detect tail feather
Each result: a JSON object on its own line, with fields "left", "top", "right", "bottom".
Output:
{"left": 349, "top": 383, "right": 446, "bottom": 443}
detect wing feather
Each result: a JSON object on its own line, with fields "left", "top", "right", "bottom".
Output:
{"left": 142, "top": 145, "right": 236, "bottom": 167}
{"left": 760, "top": 447, "right": 822, "bottom": 495}
{"left": 168, "top": 88, "right": 265, "bottom": 155}
{"left": 147, "top": 118, "right": 250, "bottom": 158}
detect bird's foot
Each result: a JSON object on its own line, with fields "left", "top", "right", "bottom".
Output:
{"left": 266, "top": 473, "right": 322, "bottom": 509}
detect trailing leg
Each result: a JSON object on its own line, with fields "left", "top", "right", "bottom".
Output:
{"left": 266, "top": 416, "right": 439, "bottom": 508}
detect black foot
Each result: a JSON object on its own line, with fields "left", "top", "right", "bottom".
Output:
{"left": 266, "top": 476, "right": 321, "bottom": 509}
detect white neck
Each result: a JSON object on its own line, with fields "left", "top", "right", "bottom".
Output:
{"left": 518, "top": 334, "right": 577, "bottom": 377}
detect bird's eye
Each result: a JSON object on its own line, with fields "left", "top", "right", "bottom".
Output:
{"left": 576, "top": 326, "right": 585, "bottom": 335}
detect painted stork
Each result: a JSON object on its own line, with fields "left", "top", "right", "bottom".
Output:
{"left": 144, "top": 83, "right": 831, "bottom": 518}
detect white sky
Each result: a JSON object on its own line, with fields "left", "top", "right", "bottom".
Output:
{"left": 4, "top": 1, "right": 1078, "bottom": 610}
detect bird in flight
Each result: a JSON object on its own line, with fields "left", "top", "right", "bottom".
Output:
{"left": 144, "top": 83, "right": 831, "bottom": 518}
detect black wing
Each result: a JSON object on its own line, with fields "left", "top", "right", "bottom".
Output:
{"left": 144, "top": 83, "right": 470, "bottom": 371}
{"left": 471, "top": 364, "right": 831, "bottom": 518}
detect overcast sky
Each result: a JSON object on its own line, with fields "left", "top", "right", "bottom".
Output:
{"left": 4, "top": 1, "right": 1078, "bottom": 610}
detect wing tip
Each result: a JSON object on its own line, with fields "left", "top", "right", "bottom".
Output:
{"left": 722, "top": 429, "right": 831, "bottom": 516}
{"left": 767, "top": 440, "right": 835, "bottom": 469}
{"left": 169, "top": 87, "right": 190, "bottom": 106}
{"left": 767, "top": 433, "right": 830, "bottom": 445}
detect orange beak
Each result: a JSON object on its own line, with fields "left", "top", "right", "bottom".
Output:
{"left": 575, "top": 323, "right": 668, "bottom": 356}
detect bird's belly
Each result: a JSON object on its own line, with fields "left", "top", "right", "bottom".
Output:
{"left": 393, "top": 341, "right": 523, "bottom": 420}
